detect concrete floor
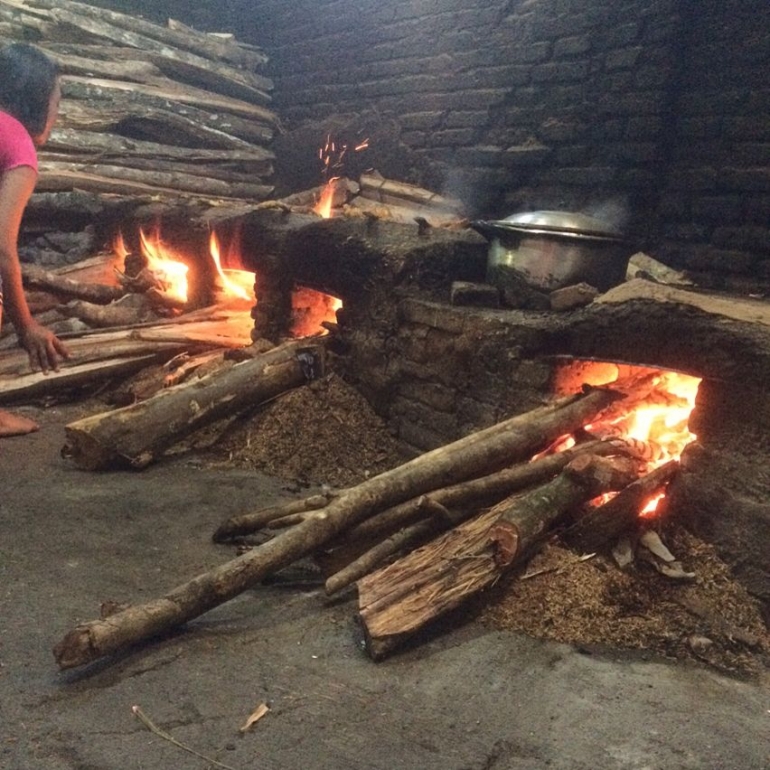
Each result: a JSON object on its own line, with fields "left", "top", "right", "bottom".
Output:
{"left": 1, "top": 403, "right": 769, "bottom": 770}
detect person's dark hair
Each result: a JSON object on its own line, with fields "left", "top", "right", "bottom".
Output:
{"left": 0, "top": 43, "right": 59, "bottom": 137}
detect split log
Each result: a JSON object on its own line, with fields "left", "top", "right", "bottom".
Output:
{"left": 45, "top": 128, "right": 274, "bottom": 171}
{"left": 62, "top": 339, "right": 326, "bottom": 471}
{"left": 38, "top": 162, "right": 274, "bottom": 201}
{"left": 358, "top": 454, "right": 640, "bottom": 660}
{"left": 347, "top": 195, "right": 462, "bottom": 227}
{"left": 561, "top": 460, "right": 680, "bottom": 554}
{"left": 25, "top": 0, "right": 267, "bottom": 69}
{"left": 56, "top": 99, "right": 273, "bottom": 150}
{"left": 42, "top": 6, "right": 273, "bottom": 104}
{"left": 62, "top": 76, "right": 279, "bottom": 126}
{"left": 0, "top": 355, "right": 162, "bottom": 403}
{"left": 53, "top": 388, "right": 620, "bottom": 669}
{"left": 21, "top": 263, "right": 124, "bottom": 304}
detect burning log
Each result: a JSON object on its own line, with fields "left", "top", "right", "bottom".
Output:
{"left": 62, "top": 339, "right": 326, "bottom": 470}
{"left": 357, "top": 454, "right": 640, "bottom": 660}
{"left": 561, "top": 460, "right": 680, "bottom": 554}
{"left": 53, "top": 388, "right": 620, "bottom": 669}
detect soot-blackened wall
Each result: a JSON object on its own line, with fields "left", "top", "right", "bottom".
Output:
{"left": 90, "top": 0, "right": 770, "bottom": 288}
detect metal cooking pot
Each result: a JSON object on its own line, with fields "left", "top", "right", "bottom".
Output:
{"left": 471, "top": 210, "right": 631, "bottom": 293}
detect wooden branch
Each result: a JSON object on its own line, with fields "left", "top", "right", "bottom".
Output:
{"left": 561, "top": 460, "right": 680, "bottom": 554}
{"left": 62, "top": 339, "right": 326, "bottom": 471}
{"left": 212, "top": 492, "right": 339, "bottom": 542}
{"left": 357, "top": 455, "right": 639, "bottom": 660}
{"left": 53, "top": 388, "right": 619, "bottom": 669}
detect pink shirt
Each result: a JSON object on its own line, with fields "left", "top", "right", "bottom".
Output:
{"left": 0, "top": 109, "right": 38, "bottom": 174}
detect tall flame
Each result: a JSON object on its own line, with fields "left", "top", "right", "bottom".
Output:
{"left": 209, "top": 231, "right": 253, "bottom": 301}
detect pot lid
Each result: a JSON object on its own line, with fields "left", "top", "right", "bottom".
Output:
{"left": 497, "top": 210, "right": 624, "bottom": 239}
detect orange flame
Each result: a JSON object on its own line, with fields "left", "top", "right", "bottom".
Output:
{"left": 114, "top": 228, "right": 190, "bottom": 304}
{"left": 553, "top": 364, "right": 701, "bottom": 518}
{"left": 209, "top": 231, "right": 254, "bottom": 301}
{"left": 313, "top": 178, "right": 338, "bottom": 219}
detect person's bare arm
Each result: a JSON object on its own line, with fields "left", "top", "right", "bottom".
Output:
{"left": 0, "top": 166, "right": 69, "bottom": 371}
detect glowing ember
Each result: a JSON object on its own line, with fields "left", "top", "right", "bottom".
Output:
{"left": 291, "top": 286, "right": 343, "bottom": 338}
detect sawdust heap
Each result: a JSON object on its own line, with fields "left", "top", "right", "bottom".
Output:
{"left": 481, "top": 525, "right": 770, "bottom": 677}
{"left": 207, "top": 373, "right": 404, "bottom": 487}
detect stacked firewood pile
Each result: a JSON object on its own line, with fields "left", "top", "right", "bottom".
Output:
{"left": 53, "top": 383, "right": 701, "bottom": 668}
{"left": 0, "top": 0, "right": 277, "bottom": 203}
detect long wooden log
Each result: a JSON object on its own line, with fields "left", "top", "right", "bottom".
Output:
{"left": 360, "top": 173, "right": 465, "bottom": 214}
{"left": 357, "top": 454, "right": 639, "bottom": 660}
{"left": 323, "top": 440, "right": 628, "bottom": 594}
{"left": 62, "top": 339, "right": 325, "bottom": 471}
{"left": 21, "top": 263, "right": 124, "bottom": 304}
{"left": 56, "top": 99, "right": 273, "bottom": 149}
{"left": 25, "top": 0, "right": 267, "bottom": 69}
{"left": 44, "top": 8, "right": 273, "bottom": 104}
{"left": 62, "top": 76, "right": 279, "bottom": 125}
{"left": 561, "top": 460, "right": 680, "bottom": 554}
{"left": 53, "top": 388, "right": 620, "bottom": 669}
{"left": 339, "top": 439, "right": 622, "bottom": 547}
{"left": 45, "top": 128, "right": 274, "bottom": 168}
{"left": 38, "top": 162, "right": 274, "bottom": 201}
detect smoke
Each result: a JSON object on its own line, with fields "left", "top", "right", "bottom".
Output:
{"left": 582, "top": 198, "right": 631, "bottom": 233}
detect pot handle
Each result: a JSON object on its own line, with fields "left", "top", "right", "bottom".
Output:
{"left": 469, "top": 220, "right": 501, "bottom": 240}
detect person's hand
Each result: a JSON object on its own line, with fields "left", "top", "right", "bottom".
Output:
{"left": 19, "top": 319, "right": 70, "bottom": 373}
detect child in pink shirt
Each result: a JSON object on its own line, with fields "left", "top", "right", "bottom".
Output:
{"left": 0, "top": 43, "right": 69, "bottom": 436}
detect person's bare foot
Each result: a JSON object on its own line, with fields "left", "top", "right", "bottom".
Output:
{"left": 0, "top": 410, "right": 40, "bottom": 437}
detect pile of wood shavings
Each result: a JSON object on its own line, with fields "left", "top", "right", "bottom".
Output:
{"left": 480, "top": 525, "right": 770, "bottom": 677}
{"left": 205, "top": 373, "right": 405, "bottom": 487}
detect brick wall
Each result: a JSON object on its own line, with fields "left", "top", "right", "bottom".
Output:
{"left": 89, "top": 0, "right": 770, "bottom": 286}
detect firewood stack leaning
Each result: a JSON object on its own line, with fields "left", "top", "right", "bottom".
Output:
{"left": 0, "top": 0, "right": 278, "bottom": 205}
{"left": 52, "top": 386, "right": 687, "bottom": 669}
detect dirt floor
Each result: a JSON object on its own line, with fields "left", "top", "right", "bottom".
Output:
{"left": 1, "top": 385, "right": 770, "bottom": 769}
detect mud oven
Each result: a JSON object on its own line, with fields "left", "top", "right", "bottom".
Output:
{"left": 126, "top": 204, "right": 764, "bottom": 624}
{"left": 22, "top": 197, "right": 770, "bottom": 623}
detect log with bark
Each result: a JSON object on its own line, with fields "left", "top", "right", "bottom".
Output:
{"left": 323, "top": 439, "right": 630, "bottom": 595}
{"left": 21, "top": 262, "right": 124, "bottom": 304}
{"left": 53, "top": 388, "right": 621, "bottom": 668}
{"left": 357, "top": 454, "right": 641, "bottom": 660}
{"left": 62, "top": 338, "right": 326, "bottom": 470}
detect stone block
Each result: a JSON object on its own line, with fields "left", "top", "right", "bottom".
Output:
{"left": 450, "top": 281, "right": 500, "bottom": 308}
{"left": 532, "top": 60, "right": 591, "bottom": 83}
{"left": 549, "top": 282, "right": 600, "bottom": 311}
{"left": 605, "top": 46, "right": 644, "bottom": 70}
{"left": 553, "top": 34, "right": 592, "bottom": 58}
